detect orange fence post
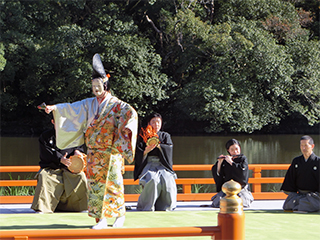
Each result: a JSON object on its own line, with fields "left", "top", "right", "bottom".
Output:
{"left": 217, "top": 180, "right": 245, "bottom": 240}
{"left": 182, "top": 184, "right": 192, "bottom": 194}
{"left": 251, "top": 166, "right": 262, "bottom": 193}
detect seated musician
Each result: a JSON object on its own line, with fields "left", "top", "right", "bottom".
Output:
{"left": 280, "top": 135, "right": 320, "bottom": 212}
{"left": 211, "top": 138, "right": 254, "bottom": 208}
{"left": 31, "top": 117, "right": 88, "bottom": 213}
{"left": 134, "top": 113, "right": 177, "bottom": 211}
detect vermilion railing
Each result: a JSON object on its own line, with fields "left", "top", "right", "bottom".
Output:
{"left": 0, "top": 164, "right": 289, "bottom": 204}
{"left": 0, "top": 177, "right": 246, "bottom": 240}
{"left": 0, "top": 226, "right": 221, "bottom": 240}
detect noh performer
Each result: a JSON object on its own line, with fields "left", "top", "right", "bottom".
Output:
{"left": 45, "top": 53, "right": 138, "bottom": 228}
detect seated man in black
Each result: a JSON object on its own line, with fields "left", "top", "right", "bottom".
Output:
{"left": 134, "top": 113, "right": 177, "bottom": 211}
{"left": 31, "top": 117, "right": 88, "bottom": 213}
{"left": 280, "top": 135, "right": 320, "bottom": 212}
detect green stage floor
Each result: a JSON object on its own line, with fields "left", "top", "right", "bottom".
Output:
{"left": 0, "top": 210, "right": 319, "bottom": 240}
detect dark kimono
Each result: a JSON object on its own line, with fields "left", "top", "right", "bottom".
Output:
{"left": 31, "top": 128, "right": 88, "bottom": 213}
{"left": 280, "top": 153, "right": 320, "bottom": 212}
{"left": 211, "top": 155, "right": 253, "bottom": 207}
{"left": 38, "top": 129, "right": 85, "bottom": 169}
{"left": 134, "top": 131, "right": 177, "bottom": 211}
{"left": 134, "top": 131, "right": 173, "bottom": 180}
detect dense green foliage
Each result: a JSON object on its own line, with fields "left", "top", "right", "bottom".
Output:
{"left": 1, "top": 0, "right": 319, "bottom": 135}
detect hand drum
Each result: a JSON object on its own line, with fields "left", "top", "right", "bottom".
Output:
{"left": 68, "top": 154, "right": 87, "bottom": 174}
{"left": 147, "top": 137, "right": 159, "bottom": 146}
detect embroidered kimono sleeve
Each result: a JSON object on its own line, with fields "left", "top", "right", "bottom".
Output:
{"left": 114, "top": 102, "right": 138, "bottom": 165}
{"left": 53, "top": 98, "right": 96, "bottom": 149}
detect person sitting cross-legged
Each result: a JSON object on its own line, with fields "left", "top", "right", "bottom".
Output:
{"left": 280, "top": 135, "right": 320, "bottom": 212}
{"left": 134, "top": 113, "right": 177, "bottom": 211}
{"left": 211, "top": 139, "right": 254, "bottom": 208}
{"left": 31, "top": 118, "right": 88, "bottom": 213}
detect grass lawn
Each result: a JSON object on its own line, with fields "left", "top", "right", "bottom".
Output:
{"left": 0, "top": 210, "right": 319, "bottom": 240}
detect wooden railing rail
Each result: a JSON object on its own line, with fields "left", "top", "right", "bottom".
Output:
{"left": 0, "top": 164, "right": 289, "bottom": 204}
{"left": 0, "top": 226, "right": 221, "bottom": 239}
{"left": 0, "top": 180, "right": 245, "bottom": 240}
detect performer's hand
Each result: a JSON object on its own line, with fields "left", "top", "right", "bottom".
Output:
{"left": 60, "top": 152, "right": 71, "bottom": 167}
{"left": 224, "top": 155, "right": 233, "bottom": 165}
{"left": 217, "top": 155, "right": 225, "bottom": 162}
{"left": 216, "top": 155, "right": 225, "bottom": 174}
{"left": 122, "top": 128, "right": 132, "bottom": 140}
{"left": 45, "top": 105, "right": 56, "bottom": 114}
{"left": 144, "top": 143, "right": 157, "bottom": 155}
{"left": 74, "top": 150, "right": 82, "bottom": 156}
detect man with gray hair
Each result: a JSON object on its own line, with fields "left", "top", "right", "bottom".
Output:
{"left": 280, "top": 135, "right": 320, "bottom": 212}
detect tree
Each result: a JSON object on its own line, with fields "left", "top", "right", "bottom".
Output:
{"left": 1, "top": 0, "right": 319, "bottom": 135}
{"left": 0, "top": 0, "right": 170, "bottom": 134}
{"left": 0, "top": 43, "right": 6, "bottom": 71}
{"left": 171, "top": 18, "right": 295, "bottom": 133}
{"left": 134, "top": 0, "right": 320, "bottom": 133}
{"left": 286, "top": 40, "right": 320, "bottom": 125}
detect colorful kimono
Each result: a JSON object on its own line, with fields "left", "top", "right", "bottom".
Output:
{"left": 53, "top": 93, "right": 138, "bottom": 219}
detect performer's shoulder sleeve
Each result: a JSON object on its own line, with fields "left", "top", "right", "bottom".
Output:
{"left": 53, "top": 98, "right": 93, "bottom": 149}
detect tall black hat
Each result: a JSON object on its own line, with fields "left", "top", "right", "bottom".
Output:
{"left": 92, "top": 53, "right": 108, "bottom": 82}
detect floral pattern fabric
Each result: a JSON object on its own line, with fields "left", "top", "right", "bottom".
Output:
{"left": 85, "top": 96, "right": 137, "bottom": 219}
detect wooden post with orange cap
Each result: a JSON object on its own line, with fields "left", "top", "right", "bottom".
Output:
{"left": 217, "top": 179, "right": 245, "bottom": 240}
